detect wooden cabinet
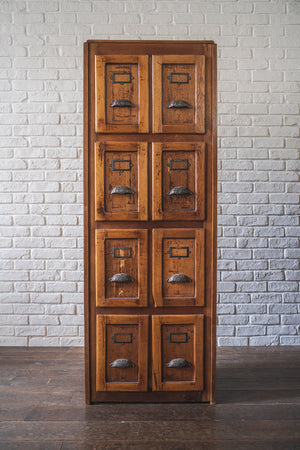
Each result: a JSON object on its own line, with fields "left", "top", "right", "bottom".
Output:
{"left": 84, "top": 40, "right": 217, "bottom": 404}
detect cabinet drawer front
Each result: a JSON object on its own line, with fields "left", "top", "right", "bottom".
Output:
{"left": 95, "top": 55, "right": 149, "bottom": 133}
{"left": 96, "top": 315, "right": 148, "bottom": 391}
{"left": 96, "top": 229, "right": 148, "bottom": 307}
{"left": 152, "top": 228, "right": 205, "bottom": 307}
{"left": 95, "top": 141, "right": 148, "bottom": 221}
{"left": 153, "top": 55, "right": 205, "bottom": 134}
{"left": 152, "top": 142, "right": 205, "bottom": 221}
{"left": 152, "top": 315, "right": 204, "bottom": 391}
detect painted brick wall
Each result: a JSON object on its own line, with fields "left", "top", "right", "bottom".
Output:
{"left": 0, "top": 0, "right": 299, "bottom": 346}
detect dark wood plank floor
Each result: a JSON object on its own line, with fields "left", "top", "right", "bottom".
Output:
{"left": 0, "top": 347, "right": 300, "bottom": 449}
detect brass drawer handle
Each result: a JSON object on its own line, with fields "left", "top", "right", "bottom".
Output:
{"left": 167, "top": 274, "right": 192, "bottom": 283}
{"left": 110, "top": 358, "right": 135, "bottom": 368}
{"left": 109, "top": 186, "right": 134, "bottom": 195}
{"left": 167, "top": 100, "right": 192, "bottom": 109}
{"left": 109, "top": 273, "right": 134, "bottom": 283}
{"left": 110, "top": 99, "right": 135, "bottom": 108}
{"left": 166, "top": 358, "right": 191, "bottom": 368}
{"left": 168, "top": 186, "right": 193, "bottom": 196}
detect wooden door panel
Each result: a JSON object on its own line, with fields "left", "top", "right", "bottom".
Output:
{"left": 96, "top": 229, "right": 148, "bottom": 307}
{"left": 152, "top": 228, "right": 205, "bottom": 307}
{"left": 95, "top": 141, "right": 148, "bottom": 221}
{"left": 152, "top": 315, "right": 204, "bottom": 391}
{"left": 96, "top": 315, "right": 148, "bottom": 391}
{"left": 105, "top": 63, "right": 139, "bottom": 127}
{"left": 152, "top": 142, "right": 205, "bottom": 221}
{"left": 95, "top": 55, "right": 149, "bottom": 133}
{"left": 153, "top": 55, "right": 205, "bottom": 134}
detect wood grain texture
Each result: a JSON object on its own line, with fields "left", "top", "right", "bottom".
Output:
{"left": 83, "top": 42, "right": 91, "bottom": 404}
{"left": 152, "top": 55, "right": 205, "bottom": 134}
{"left": 85, "top": 40, "right": 217, "bottom": 403}
{"left": 210, "top": 42, "right": 218, "bottom": 405}
{"left": 152, "top": 142, "right": 205, "bottom": 221}
{"left": 95, "top": 229, "right": 148, "bottom": 307}
{"left": 95, "top": 141, "right": 148, "bottom": 221}
{"left": 152, "top": 315, "right": 204, "bottom": 391}
{"left": 152, "top": 228, "right": 205, "bottom": 307}
{"left": 1, "top": 347, "right": 300, "bottom": 447}
{"left": 95, "top": 55, "right": 149, "bottom": 133}
{"left": 96, "top": 315, "right": 148, "bottom": 391}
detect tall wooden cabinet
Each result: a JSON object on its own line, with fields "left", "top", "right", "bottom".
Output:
{"left": 84, "top": 40, "right": 217, "bottom": 403}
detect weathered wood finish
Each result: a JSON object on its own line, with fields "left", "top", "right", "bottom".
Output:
{"left": 152, "top": 142, "right": 205, "bottom": 221}
{"left": 152, "top": 55, "right": 205, "bottom": 134}
{"left": 1, "top": 347, "right": 300, "bottom": 448}
{"left": 95, "top": 229, "right": 148, "bottom": 307}
{"left": 95, "top": 141, "right": 148, "bottom": 221}
{"left": 152, "top": 228, "right": 205, "bottom": 307}
{"left": 95, "top": 55, "right": 149, "bottom": 133}
{"left": 152, "top": 315, "right": 204, "bottom": 391}
{"left": 84, "top": 40, "right": 217, "bottom": 403}
{"left": 96, "top": 315, "right": 148, "bottom": 391}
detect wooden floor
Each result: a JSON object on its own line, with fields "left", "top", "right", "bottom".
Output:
{"left": 0, "top": 347, "right": 300, "bottom": 449}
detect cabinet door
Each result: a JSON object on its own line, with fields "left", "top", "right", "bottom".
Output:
{"left": 152, "top": 55, "right": 205, "bottom": 134}
{"left": 152, "top": 315, "right": 204, "bottom": 391}
{"left": 95, "top": 141, "right": 148, "bottom": 221}
{"left": 96, "top": 315, "right": 148, "bottom": 392}
{"left": 96, "top": 229, "right": 148, "bottom": 307}
{"left": 152, "top": 228, "right": 205, "bottom": 307}
{"left": 95, "top": 55, "right": 149, "bottom": 133}
{"left": 152, "top": 142, "right": 205, "bottom": 221}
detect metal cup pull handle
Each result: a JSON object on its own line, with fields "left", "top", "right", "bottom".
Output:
{"left": 167, "top": 100, "right": 192, "bottom": 109}
{"left": 110, "top": 358, "right": 135, "bottom": 368}
{"left": 167, "top": 274, "right": 192, "bottom": 283}
{"left": 109, "top": 273, "right": 134, "bottom": 283}
{"left": 166, "top": 358, "right": 191, "bottom": 368}
{"left": 168, "top": 186, "right": 193, "bottom": 196}
{"left": 110, "top": 99, "right": 135, "bottom": 108}
{"left": 109, "top": 186, "right": 134, "bottom": 195}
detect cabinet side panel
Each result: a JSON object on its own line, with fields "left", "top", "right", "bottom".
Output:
{"left": 84, "top": 42, "right": 91, "bottom": 404}
{"left": 210, "top": 43, "right": 217, "bottom": 404}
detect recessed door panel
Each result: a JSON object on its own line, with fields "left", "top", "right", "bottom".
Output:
{"left": 152, "top": 142, "right": 205, "bottom": 221}
{"left": 152, "top": 228, "right": 205, "bottom": 307}
{"left": 153, "top": 55, "right": 205, "bottom": 133}
{"left": 96, "top": 315, "right": 148, "bottom": 391}
{"left": 95, "top": 141, "right": 148, "bottom": 221}
{"left": 96, "top": 229, "right": 148, "bottom": 307}
{"left": 152, "top": 315, "right": 204, "bottom": 391}
{"left": 95, "top": 55, "right": 149, "bottom": 133}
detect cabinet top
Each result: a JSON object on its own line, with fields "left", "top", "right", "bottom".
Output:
{"left": 84, "top": 39, "right": 216, "bottom": 45}
{"left": 84, "top": 40, "right": 217, "bottom": 56}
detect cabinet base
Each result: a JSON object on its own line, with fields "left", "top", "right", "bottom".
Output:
{"left": 90, "top": 391, "right": 211, "bottom": 403}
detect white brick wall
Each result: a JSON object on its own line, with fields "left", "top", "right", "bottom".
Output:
{"left": 0, "top": 0, "right": 299, "bottom": 346}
